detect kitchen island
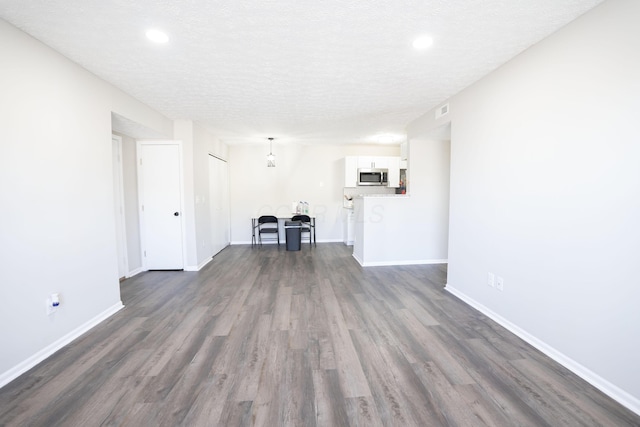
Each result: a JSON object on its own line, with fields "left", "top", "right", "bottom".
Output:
{"left": 352, "top": 194, "right": 448, "bottom": 266}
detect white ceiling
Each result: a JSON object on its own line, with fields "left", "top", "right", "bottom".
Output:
{"left": 1, "top": 0, "right": 604, "bottom": 145}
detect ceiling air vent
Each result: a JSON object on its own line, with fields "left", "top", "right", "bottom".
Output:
{"left": 436, "top": 103, "right": 449, "bottom": 119}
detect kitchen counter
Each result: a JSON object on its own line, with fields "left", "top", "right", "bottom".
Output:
{"left": 351, "top": 195, "right": 447, "bottom": 267}
{"left": 353, "top": 194, "right": 410, "bottom": 198}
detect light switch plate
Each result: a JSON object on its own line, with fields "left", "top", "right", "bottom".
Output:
{"left": 487, "top": 272, "right": 495, "bottom": 287}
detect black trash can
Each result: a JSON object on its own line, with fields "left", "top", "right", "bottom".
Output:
{"left": 285, "top": 221, "right": 302, "bottom": 251}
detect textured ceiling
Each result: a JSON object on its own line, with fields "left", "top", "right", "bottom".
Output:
{"left": 1, "top": 0, "right": 604, "bottom": 145}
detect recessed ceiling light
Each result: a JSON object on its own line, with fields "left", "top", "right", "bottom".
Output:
{"left": 146, "top": 29, "right": 169, "bottom": 44}
{"left": 412, "top": 35, "right": 433, "bottom": 50}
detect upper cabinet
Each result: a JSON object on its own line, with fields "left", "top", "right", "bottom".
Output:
{"left": 357, "top": 156, "right": 389, "bottom": 169}
{"left": 399, "top": 142, "right": 408, "bottom": 169}
{"left": 344, "top": 156, "right": 359, "bottom": 188}
{"left": 400, "top": 142, "right": 408, "bottom": 161}
{"left": 344, "top": 155, "right": 401, "bottom": 187}
{"left": 387, "top": 156, "right": 400, "bottom": 188}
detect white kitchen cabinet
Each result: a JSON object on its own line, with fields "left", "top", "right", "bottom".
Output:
{"left": 357, "top": 156, "right": 388, "bottom": 169}
{"left": 357, "top": 157, "right": 372, "bottom": 169}
{"left": 343, "top": 208, "right": 355, "bottom": 245}
{"left": 344, "top": 155, "right": 401, "bottom": 187}
{"left": 400, "top": 142, "right": 408, "bottom": 161}
{"left": 387, "top": 156, "right": 400, "bottom": 187}
{"left": 344, "top": 156, "right": 358, "bottom": 187}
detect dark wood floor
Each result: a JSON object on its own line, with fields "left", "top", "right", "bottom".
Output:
{"left": 1, "top": 243, "right": 638, "bottom": 426}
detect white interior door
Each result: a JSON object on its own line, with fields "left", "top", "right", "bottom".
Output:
{"left": 209, "top": 155, "right": 230, "bottom": 256}
{"left": 138, "top": 141, "right": 184, "bottom": 270}
{"left": 112, "top": 135, "right": 128, "bottom": 278}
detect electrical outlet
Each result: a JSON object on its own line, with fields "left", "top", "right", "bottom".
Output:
{"left": 487, "top": 272, "right": 495, "bottom": 288}
{"left": 46, "top": 293, "right": 61, "bottom": 315}
{"left": 496, "top": 277, "right": 504, "bottom": 291}
{"left": 46, "top": 298, "right": 57, "bottom": 315}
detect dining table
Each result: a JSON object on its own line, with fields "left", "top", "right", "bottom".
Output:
{"left": 251, "top": 216, "right": 316, "bottom": 247}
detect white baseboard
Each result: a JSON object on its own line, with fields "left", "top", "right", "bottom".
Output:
{"left": 445, "top": 285, "right": 640, "bottom": 416}
{"left": 125, "top": 267, "right": 144, "bottom": 278}
{"left": 231, "top": 240, "right": 277, "bottom": 245}
{"left": 230, "top": 239, "right": 345, "bottom": 246}
{"left": 354, "top": 257, "right": 448, "bottom": 267}
{"left": 0, "top": 301, "right": 125, "bottom": 389}
{"left": 352, "top": 253, "right": 364, "bottom": 266}
{"left": 184, "top": 256, "right": 213, "bottom": 272}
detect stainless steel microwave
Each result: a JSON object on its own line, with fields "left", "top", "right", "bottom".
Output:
{"left": 357, "top": 168, "right": 388, "bottom": 186}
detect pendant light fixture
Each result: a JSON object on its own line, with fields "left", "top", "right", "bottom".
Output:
{"left": 267, "top": 137, "right": 276, "bottom": 167}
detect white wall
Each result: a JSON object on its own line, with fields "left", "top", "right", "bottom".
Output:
{"left": 192, "top": 121, "right": 228, "bottom": 266}
{"left": 228, "top": 143, "right": 399, "bottom": 243}
{"left": 408, "top": 133, "right": 451, "bottom": 260}
{"left": 173, "top": 120, "right": 230, "bottom": 269}
{"left": 0, "top": 19, "right": 172, "bottom": 385}
{"left": 407, "top": 0, "right": 640, "bottom": 411}
{"left": 112, "top": 132, "right": 142, "bottom": 274}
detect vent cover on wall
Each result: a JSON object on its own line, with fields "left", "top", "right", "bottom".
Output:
{"left": 436, "top": 103, "right": 449, "bottom": 119}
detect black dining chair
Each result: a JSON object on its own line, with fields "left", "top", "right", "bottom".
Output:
{"left": 291, "top": 214, "right": 313, "bottom": 246}
{"left": 257, "top": 215, "right": 280, "bottom": 246}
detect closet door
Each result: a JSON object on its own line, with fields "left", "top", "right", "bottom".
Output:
{"left": 137, "top": 141, "right": 185, "bottom": 270}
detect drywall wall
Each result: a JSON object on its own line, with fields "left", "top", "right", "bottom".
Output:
{"left": 173, "top": 120, "right": 230, "bottom": 269}
{"left": 407, "top": 131, "right": 450, "bottom": 261}
{"left": 407, "top": 0, "right": 640, "bottom": 411}
{"left": 112, "top": 132, "right": 142, "bottom": 275}
{"left": 228, "top": 143, "right": 399, "bottom": 243}
{"left": 193, "top": 122, "right": 229, "bottom": 264}
{"left": 0, "top": 19, "right": 172, "bottom": 385}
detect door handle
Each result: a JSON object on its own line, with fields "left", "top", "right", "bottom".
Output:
{"left": 174, "top": 212, "right": 180, "bottom": 216}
